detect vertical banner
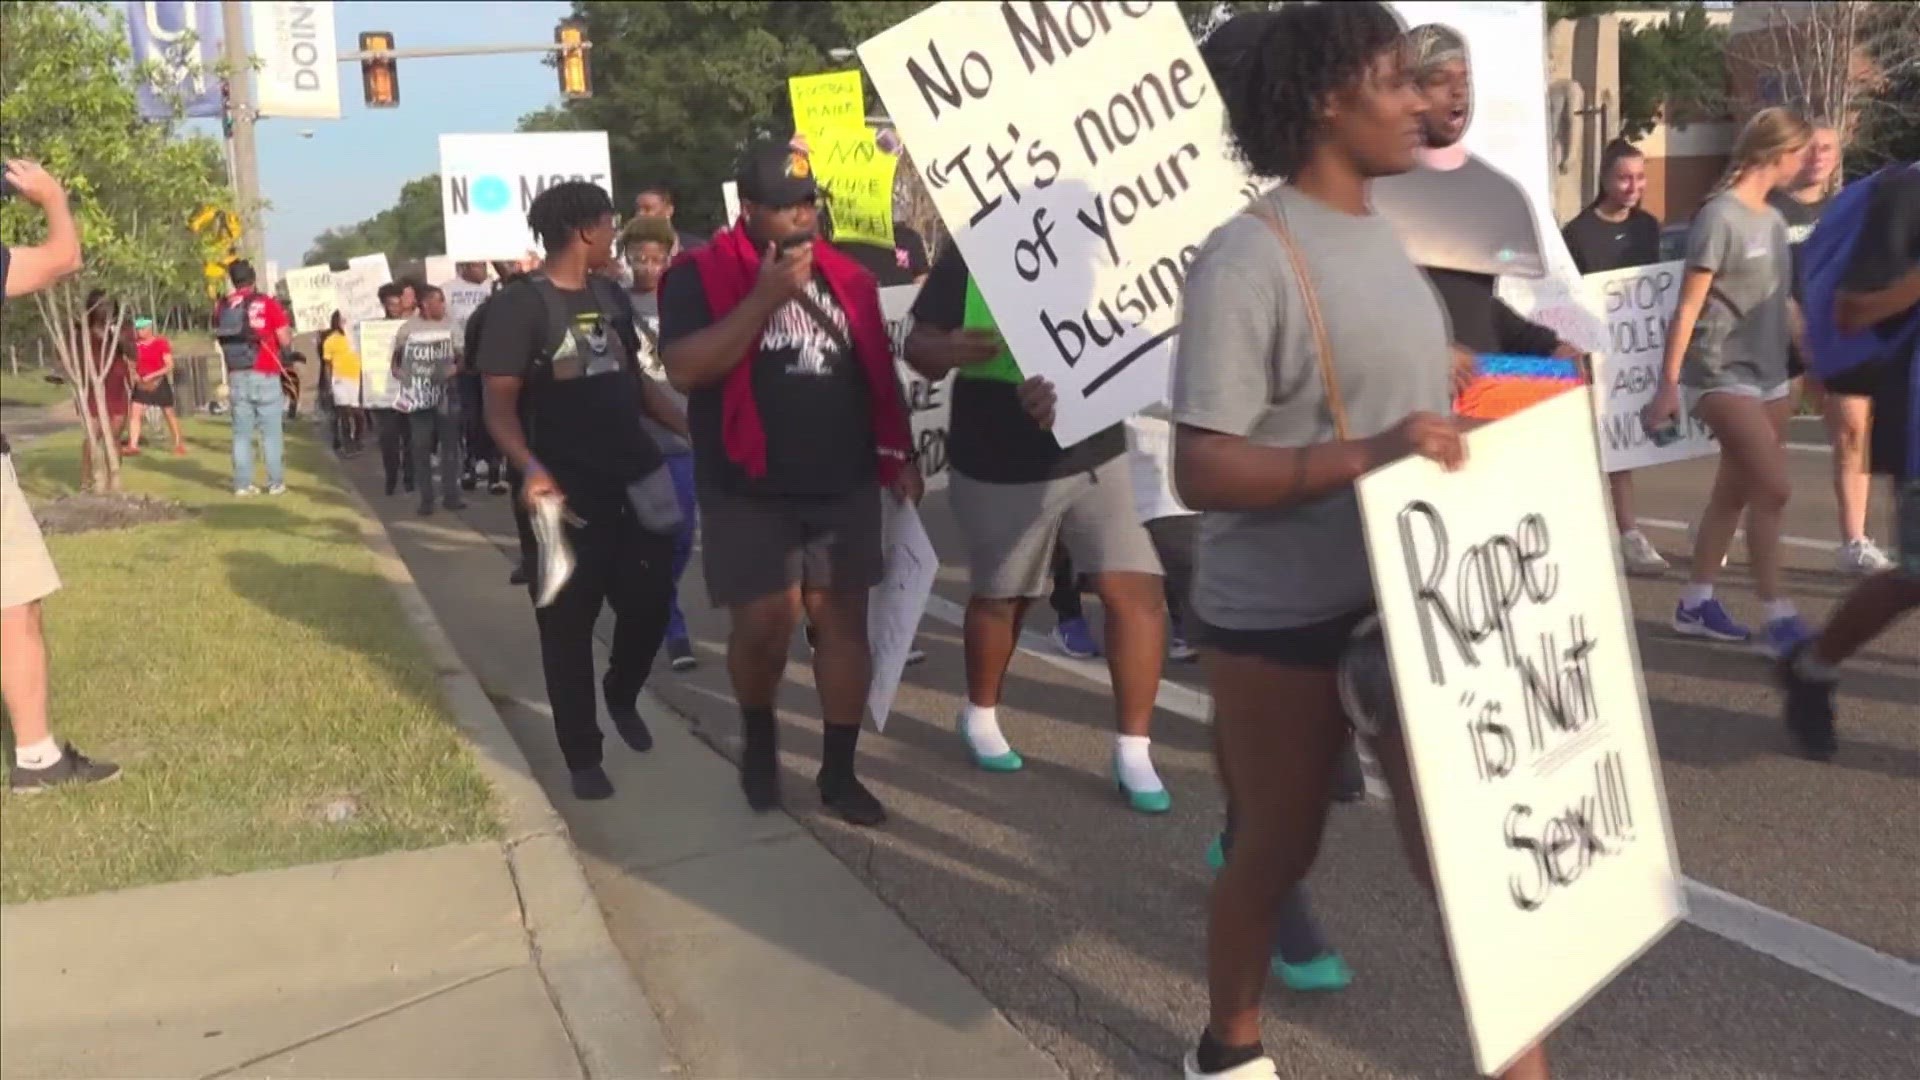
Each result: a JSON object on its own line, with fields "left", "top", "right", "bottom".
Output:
{"left": 283, "top": 264, "right": 337, "bottom": 335}
{"left": 866, "top": 500, "right": 938, "bottom": 732}
{"left": 789, "top": 69, "right": 866, "bottom": 133}
{"left": 252, "top": 1, "right": 341, "bottom": 120}
{"left": 881, "top": 285, "right": 952, "bottom": 491}
{"left": 439, "top": 133, "right": 614, "bottom": 259}
{"left": 859, "top": 2, "right": 1248, "bottom": 446}
{"left": 125, "top": 1, "right": 223, "bottom": 120}
{"left": 1356, "top": 390, "right": 1685, "bottom": 1075}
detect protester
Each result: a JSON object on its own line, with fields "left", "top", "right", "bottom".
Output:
{"left": 906, "top": 247, "right": 1171, "bottom": 813}
{"left": 634, "top": 184, "right": 706, "bottom": 256}
{"left": 371, "top": 281, "right": 414, "bottom": 497}
{"left": 392, "top": 284, "right": 464, "bottom": 515}
{"left": 1171, "top": 5, "right": 1552, "bottom": 1077}
{"left": 480, "top": 180, "right": 676, "bottom": 801}
{"left": 660, "top": 138, "right": 919, "bottom": 826}
{"left": 1779, "top": 163, "right": 1920, "bottom": 757}
{"left": 320, "top": 310, "right": 365, "bottom": 455}
{"left": 622, "top": 215, "right": 700, "bottom": 672}
{"left": 444, "top": 261, "right": 502, "bottom": 492}
{"left": 469, "top": 264, "right": 542, "bottom": 584}
{"left": 280, "top": 349, "right": 306, "bottom": 421}
{"left": 1, "top": 158, "right": 119, "bottom": 793}
{"left": 217, "top": 259, "right": 294, "bottom": 497}
{"left": 124, "top": 317, "right": 185, "bottom": 456}
{"left": 1560, "top": 139, "right": 1669, "bottom": 573}
{"left": 1644, "top": 108, "right": 1815, "bottom": 657}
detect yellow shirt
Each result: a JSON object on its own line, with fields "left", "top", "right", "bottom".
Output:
{"left": 322, "top": 332, "right": 361, "bottom": 381}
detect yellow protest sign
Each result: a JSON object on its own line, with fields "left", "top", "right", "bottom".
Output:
{"left": 789, "top": 69, "right": 865, "bottom": 134}
{"left": 811, "top": 127, "right": 898, "bottom": 248}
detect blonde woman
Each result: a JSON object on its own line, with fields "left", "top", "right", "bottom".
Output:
{"left": 1644, "top": 108, "right": 1813, "bottom": 657}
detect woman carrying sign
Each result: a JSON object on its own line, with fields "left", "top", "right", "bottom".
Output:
{"left": 1171, "top": 4, "right": 1549, "bottom": 1078}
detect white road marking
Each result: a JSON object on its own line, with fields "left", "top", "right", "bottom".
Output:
{"left": 917, "top": 595, "right": 1920, "bottom": 1017}
{"left": 1636, "top": 516, "right": 1843, "bottom": 554}
{"left": 1787, "top": 441, "right": 1834, "bottom": 455}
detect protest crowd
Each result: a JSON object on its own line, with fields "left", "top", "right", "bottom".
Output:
{"left": 1, "top": 2, "right": 1914, "bottom": 1078}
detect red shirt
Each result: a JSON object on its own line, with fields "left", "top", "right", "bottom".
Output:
{"left": 135, "top": 336, "right": 172, "bottom": 378}
{"left": 217, "top": 288, "right": 291, "bottom": 375}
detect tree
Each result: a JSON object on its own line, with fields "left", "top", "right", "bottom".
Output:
{"left": 1732, "top": 0, "right": 1920, "bottom": 174}
{"left": 1618, "top": 5, "right": 1731, "bottom": 139}
{"left": 303, "top": 173, "right": 444, "bottom": 268}
{"left": 0, "top": 0, "right": 237, "bottom": 492}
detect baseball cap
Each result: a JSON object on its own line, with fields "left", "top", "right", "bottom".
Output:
{"left": 736, "top": 139, "right": 818, "bottom": 208}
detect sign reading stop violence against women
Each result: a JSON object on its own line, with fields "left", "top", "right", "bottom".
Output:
{"left": 1356, "top": 389, "right": 1685, "bottom": 1076}
{"left": 859, "top": 1, "right": 1246, "bottom": 447}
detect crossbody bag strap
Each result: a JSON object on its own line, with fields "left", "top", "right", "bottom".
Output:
{"left": 1248, "top": 200, "right": 1351, "bottom": 443}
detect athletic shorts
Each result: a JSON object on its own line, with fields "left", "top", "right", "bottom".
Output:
{"left": 1688, "top": 381, "right": 1792, "bottom": 414}
{"left": 131, "top": 379, "right": 175, "bottom": 408}
{"left": 947, "top": 455, "right": 1162, "bottom": 600}
{"left": 0, "top": 455, "right": 61, "bottom": 610}
{"left": 1190, "top": 608, "right": 1374, "bottom": 671}
{"left": 700, "top": 484, "right": 884, "bottom": 606}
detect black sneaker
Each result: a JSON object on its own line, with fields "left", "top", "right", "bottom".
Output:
{"left": 384, "top": 476, "right": 398, "bottom": 497}
{"left": 1777, "top": 643, "right": 1839, "bottom": 761}
{"left": 444, "top": 495, "right": 468, "bottom": 512}
{"left": 667, "top": 638, "right": 697, "bottom": 672}
{"left": 417, "top": 498, "right": 436, "bottom": 516}
{"left": 509, "top": 564, "right": 530, "bottom": 586}
{"left": 904, "top": 644, "right": 927, "bottom": 667}
{"left": 602, "top": 675, "right": 653, "bottom": 753}
{"left": 569, "top": 764, "right": 614, "bottom": 800}
{"left": 8, "top": 743, "right": 121, "bottom": 794}
{"left": 460, "top": 472, "right": 479, "bottom": 492}
{"left": 403, "top": 475, "right": 416, "bottom": 494}
{"left": 488, "top": 479, "right": 510, "bottom": 495}
{"left": 817, "top": 771, "right": 886, "bottom": 827}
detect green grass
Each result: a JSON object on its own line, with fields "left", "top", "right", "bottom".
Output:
{"left": 0, "top": 369, "right": 75, "bottom": 410}
{"left": 1, "top": 419, "right": 498, "bottom": 903}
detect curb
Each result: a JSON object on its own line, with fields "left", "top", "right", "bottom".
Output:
{"left": 330, "top": 448, "right": 674, "bottom": 1080}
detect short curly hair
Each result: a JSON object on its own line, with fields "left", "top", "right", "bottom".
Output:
{"left": 1225, "top": 1, "right": 1407, "bottom": 181}
{"left": 620, "top": 215, "right": 676, "bottom": 251}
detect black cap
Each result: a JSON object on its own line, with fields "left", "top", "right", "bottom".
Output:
{"left": 736, "top": 139, "right": 818, "bottom": 208}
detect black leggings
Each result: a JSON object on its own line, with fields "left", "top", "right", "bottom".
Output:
{"left": 1049, "top": 549, "right": 1083, "bottom": 622}
{"left": 373, "top": 409, "right": 414, "bottom": 490}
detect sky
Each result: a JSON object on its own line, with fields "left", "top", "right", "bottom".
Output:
{"left": 197, "top": 0, "right": 571, "bottom": 270}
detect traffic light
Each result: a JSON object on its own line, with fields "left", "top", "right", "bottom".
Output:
{"left": 360, "top": 31, "right": 399, "bottom": 108}
{"left": 556, "top": 17, "right": 591, "bottom": 99}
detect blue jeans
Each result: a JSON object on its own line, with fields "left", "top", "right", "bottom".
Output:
{"left": 664, "top": 452, "right": 698, "bottom": 643}
{"left": 230, "top": 370, "right": 285, "bottom": 491}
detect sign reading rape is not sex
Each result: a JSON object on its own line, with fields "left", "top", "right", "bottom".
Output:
{"left": 859, "top": 1, "right": 1245, "bottom": 447}
{"left": 1356, "top": 390, "right": 1685, "bottom": 1076}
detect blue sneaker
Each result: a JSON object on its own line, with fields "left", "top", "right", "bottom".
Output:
{"left": 1051, "top": 616, "right": 1100, "bottom": 659}
{"left": 1760, "top": 615, "right": 1814, "bottom": 660}
{"left": 1673, "top": 598, "right": 1750, "bottom": 643}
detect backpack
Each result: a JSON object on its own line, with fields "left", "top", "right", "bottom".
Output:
{"left": 524, "top": 273, "right": 638, "bottom": 382}
{"left": 1801, "top": 163, "right": 1920, "bottom": 383}
{"left": 216, "top": 292, "right": 265, "bottom": 372}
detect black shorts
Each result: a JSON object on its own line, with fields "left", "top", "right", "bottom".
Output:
{"left": 1190, "top": 607, "right": 1374, "bottom": 670}
{"left": 698, "top": 485, "right": 885, "bottom": 607}
{"left": 131, "top": 379, "right": 175, "bottom": 408}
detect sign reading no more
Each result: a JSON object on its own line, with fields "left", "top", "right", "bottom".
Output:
{"left": 439, "top": 132, "right": 614, "bottom": 261}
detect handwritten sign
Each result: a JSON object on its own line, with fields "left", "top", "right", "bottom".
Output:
{"left": 283, "top": 264, "right": 336, "bottom": 335}
{"left": 859, "top": 1, "right": 1246, "bottom": 447}
{"left": 882, "top": 285, "right": 953, "bottom": 492}
{"left": 814, "top": 127, "right": 900, "bottom": 248}
{"left": 1356, "top": 389, "right": 1685, "bottom": 1076}
{"left": 790, "top": 69, "right": 866, "bottom": 134}
{"left": 1501, "top": 262, "right": 1717, "bottom": 472}
{"left": 355, "top": 319, "right": 405, "bottom": 409}
{"left": 867, "top": 499, "right": 938, "bottom": 732}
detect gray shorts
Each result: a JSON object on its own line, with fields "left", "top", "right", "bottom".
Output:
{"left": 949, "top": 456, "right": 1162, "bottom": 600}
{"left": 700, "top": 485, "right": 884, "bottom": 606}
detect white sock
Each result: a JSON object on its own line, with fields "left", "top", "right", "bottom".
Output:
{"left": 1116, "top": 735, "right": 1163, "bottom": 792}
{"left": 960, "top": 704, "right": 1013, "bottom": 758}
{"left": 1764, "top": 599, "right": 1798, "bottom": 623}
{"left": 1681, "top": 583, "right": 1714, "bottom": 607}
{"left": 15, "top": 737, "right": 61, "bottom": 770}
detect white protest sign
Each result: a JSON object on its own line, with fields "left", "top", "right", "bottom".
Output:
{"left": 440, "top": 276, "right": 492, "bottom": 331}
{"left": 1356, "top": 389, "right": 1685, "bottom": 1075}
{"left": 882, "top": 284, "right": 953, "bottom": 492}
{"left": 1501, "top": 262, "right": 1717, "bottom": 472}
{"left": 333, "top": 265, "right": 387, "bottom": 325}
{"left": 355, "top": 319, "right": 405, "bottom": 408}
{"left": 867, "top": 499, "right": 938, "bottom": 732}
{"left": 423, "top": 255, "right": 456, "bottom": 288}
{"left": 347, "top": 252, "right": 392, "bottom": 284}
{"left": 1124, "top": 413, "right": 1189, "bottom": 524}
{"left": 722, "top": 181, "right": 742, "bottom": 225}
{"left": 283, "top": 264, "right": 337, "bottom": 335}
{"left": 439, "top": 132, "right": 613, "bottom": 260}
{"left": 252, "top": 1, "right": 341, "bottom": 120}
{"left": 859, "top": 1, "right": 1246, "bottom": 447}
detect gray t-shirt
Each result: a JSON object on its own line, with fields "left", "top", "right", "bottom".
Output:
{"left": 1680, "top": 192, "right": 1793, "bottom": 392}
{"left": 1172, "top": 187, "right": 1454, "bottom": 630}
{"left": 630, "top": 291, "right": 690, "bottom": 455}
{"left": 391, "top": 316, "right": 456, "bottom": 413}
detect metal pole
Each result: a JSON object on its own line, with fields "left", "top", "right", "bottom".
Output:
{"left": 338, "top": 42, "right": 580, "bottom": 62}
{"left": 221, "top": 0, "right": 263, "bottom": 270}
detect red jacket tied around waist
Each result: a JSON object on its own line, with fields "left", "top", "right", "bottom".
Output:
{"left": 675, "top": 223, "right": 913, "bottom": 485}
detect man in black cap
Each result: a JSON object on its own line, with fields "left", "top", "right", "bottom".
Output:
{"left": 659, "top": 139, "right": 920, "bottom": 826}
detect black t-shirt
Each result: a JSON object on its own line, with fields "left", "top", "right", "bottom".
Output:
{"left": 840, "top": 225, "right": 930, "bottom": 287}
{"left": 911, "top": 247, "right": 1125, "bottom": 484}
{"left": 657, "top": 262, "right": 875, "bottom": 499}
{"left": 475, "top": 276, "right": 662, "bottom": 495}
{"left": 1560, "top": 207, "right": 1662, "bottom": 274}
{"left": 1422, "top": 267, "right": 1561, "bottom": 357}
{"left": 1769, "top": 189, "right": 1831, "bottom": 300}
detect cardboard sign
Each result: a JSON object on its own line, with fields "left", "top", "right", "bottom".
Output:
{"left": 252, "top": 1, "right": 341, "bottom": 120}
{"left": 881, "top": 285, "right": 952, "bottom": 492}
{"left": 283, "top": 264, "right": 337, "bottom": 335}
{"left": 355, "top": 319, "right": 405, "bottom": 408}
{"left": 866, "top": 499, "right": 938, "bottom": 732}
{"left": 814, "top": 127, "right": 899, "bottom": 248}
{"left": 438, "top": 132, "right": 614, "bottom": 260}
{"left": 859, "top": 1, "right": 1246, "bottom": 447}
{"left": 1356, "top": 389, "right": 1685, "bottom": 1075}
{"left": 790, "top": 69, "right": 866, "bottom": 134}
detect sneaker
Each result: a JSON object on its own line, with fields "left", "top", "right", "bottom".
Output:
{"left": 904, "top": 645, "right": 928, "bottom": 666}
{"left": 460, "top": 472, "right": 479, "bottom": 492}
{"left": 8, "top": 743, "right": 121, "bottom": 794}
{"left": 488, "top": 479, "right": 510, "bottom": 495}
{"left": 569, "top": 765, "right": 614, "bottom": 801}
{"left": 267, "top": 484, "right": 287, "bottom": 497}
{"left": 1760, "top": 614, "right": 1814, "bottom": 660}
{"left": 1181, "top": 1049, "right": 1279, "bottom": 1080}
{"left": 1673, "top": 598, "right": 1751, "bottom": 642}
{"left": 508, "top": 564, "right": 530, "bottom": 586}
{"left": 443, "top": 495, "right": 468, "bottom": 512}
{"left": 1775, "top": 642, "right": 1839, "bottom": 761}
{"left": 1168, "top": 620, "right": 1199, "bottom": 663}
{"left": 1051, "top": 616, "right": 1100, "bottom": 659}
{"left": 667, "top": 637, "right": 697, "bottom": 672}
{"left": 1619, "top": 529, "right": 1669, "bottom": 575}
{"left": 234, "top": 485, "right": 261, "bottom": 497}
{"left": 818, "top": 771, "right": 886, "bottom": 827}
{"left": 602, "top": 674, "right": 652, "bottom": 752}
{"left": 1837, "top": 537, "right": 1895, "bottom": 575}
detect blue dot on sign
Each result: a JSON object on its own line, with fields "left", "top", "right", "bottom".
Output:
{"left": 472, "top": 175, "right": 510, "bottom": 214}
